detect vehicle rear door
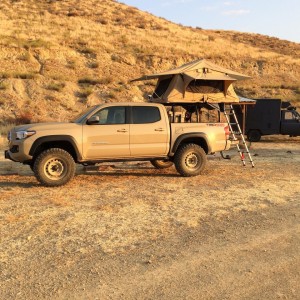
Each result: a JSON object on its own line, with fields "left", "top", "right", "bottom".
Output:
{"left": 129, "top": 106, "right": 169, "bottom": 157}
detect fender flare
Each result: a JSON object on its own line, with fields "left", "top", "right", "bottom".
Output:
{"left": 171, "top": 133, "right": 210, "bottom": 155}
{"left": 29, "top": 135, "right": 82, "bottom": 160}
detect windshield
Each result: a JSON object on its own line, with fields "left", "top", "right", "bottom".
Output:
{"left": 70, "top": 106, "right": 98, "bottom": 123}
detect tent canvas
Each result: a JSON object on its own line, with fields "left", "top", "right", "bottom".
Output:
{"left": 132, "top": 59, "right": 250, "bottom": 103}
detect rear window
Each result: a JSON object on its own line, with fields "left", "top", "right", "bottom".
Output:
{"left": 132, "top": 106, "right": 161, "bottom": 124}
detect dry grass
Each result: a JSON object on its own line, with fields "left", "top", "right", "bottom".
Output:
{"left": 0, "top": 137, "right": 300, "bottom": 298}
{"left": 0, "top": 137, "right": 300, "bottom": 254}
{"left": 0, "top": 0, "right": 300, "bottom": 124}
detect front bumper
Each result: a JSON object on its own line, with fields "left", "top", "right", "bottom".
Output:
{"left": 4, "top": 150, "right": 18, "bottom": 162}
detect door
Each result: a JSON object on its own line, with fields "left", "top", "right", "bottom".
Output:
{"left": 82, "top": 106, "right": 130, "bottom": 159}
{"left": 280, "top": 110, "right": 300, "bottom": 136}
{"left": 129, "top": 106, "right": 169, "bottom": 157}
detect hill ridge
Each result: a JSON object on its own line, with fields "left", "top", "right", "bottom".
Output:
{"left": 0, "top": 0, "right": 299, "bottom": 128}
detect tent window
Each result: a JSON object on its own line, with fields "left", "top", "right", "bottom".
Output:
{"left": 153, "top": 77, "right": 173, "bottom": 98}
{"left": 186, "top": 80, "right": 224, "bottom": 93}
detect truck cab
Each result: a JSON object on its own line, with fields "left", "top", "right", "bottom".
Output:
{"left": 281, "top": 109, "right": 300, "bottom": 136}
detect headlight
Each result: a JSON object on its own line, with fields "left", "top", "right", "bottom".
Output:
{"left": 16, "top": 130, "right": 36, "bottom": 140}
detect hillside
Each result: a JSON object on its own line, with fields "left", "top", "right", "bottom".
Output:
{"left": 0, "top": 0, "right": 300, "bottom": 130}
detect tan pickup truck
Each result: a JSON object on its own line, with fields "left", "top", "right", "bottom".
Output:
{"left": 5, "top": 102, "right": 233, "bottom": 186}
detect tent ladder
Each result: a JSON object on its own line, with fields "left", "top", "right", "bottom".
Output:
{"left": 222, "top": 104, "right": 254, "bottom": 167}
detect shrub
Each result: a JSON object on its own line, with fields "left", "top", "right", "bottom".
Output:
{"left": 78, "top": 87, "right": 93, "bottom": 98}
{"left": 0, "top": 82, "right": 8, "bottom": 90}
{"left": 111, "top": 54, "right": 121, "bottom": 62}
{"left": 98, "top": 76, "right": 114, "bottom": 85}
{"left": 15, "top": 112, "right": 33, "bottom": 124}
{"left": 0, "top": 73, "right": 10, "bottom": 79}
{"left": 75, "top": 45, "right": 97, "bottom": 58}
{"left": 23, "top": 39, "right": 50, "bottom": 49}
{"left": 45, "top": 82, "right": 65, "bottom": 92}
{"left": 78, "top": 77, "right": 100, "bottom": 85}
{"left": 66, "top": 59, "right": 76, "bottom": 69}
{"left": 13, "top": 73, "right": 36, "bottom": 79}
{"left": 88, "top": 61, "right": 99, "bottom": 69}
{"left": 97, "top": 18, "right": 108, "bottom": 25}
{"left": 18, "top": 52, "right": 30, "bottom": 61}
{"left": 107, "top": 91, "right": 117, "bottom": 99}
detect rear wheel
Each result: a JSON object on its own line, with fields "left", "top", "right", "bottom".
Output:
{"left": 247, "top": 130, "right": 261, "bottom": 142}
{"left": 174, "top": 143, "right": 207, "bottom": 177}
{"left": 33, "top": 148, "right": 75, "bottom": 187}
{"left": 150, "top": 159, "right": 173, "bottom": 169}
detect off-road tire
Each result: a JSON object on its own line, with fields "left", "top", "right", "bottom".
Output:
{"left": 247, "top": 130, "right": 261, "bottom": 142}
{"left": 29, "top": 163, "right": 34, "bottom": 172}
{"left": 150, "top": 159, "right": 173, "bottom": 169}
{"left": 33, "top": 148, "right": 75, "bottom": 187}
{"left": 174, "top": 143, "right": 207, "bottom": 177}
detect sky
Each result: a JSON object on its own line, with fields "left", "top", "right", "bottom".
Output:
{"left": 120, "top": 0, "right": 300, "bottom": 43}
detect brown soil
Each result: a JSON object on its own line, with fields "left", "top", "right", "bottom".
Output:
{"left": 0, "top": 136, "right": 300, "bottom": 299}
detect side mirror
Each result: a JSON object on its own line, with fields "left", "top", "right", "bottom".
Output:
{"left": 87, "top": 115, "right": 100, "bottom": 125}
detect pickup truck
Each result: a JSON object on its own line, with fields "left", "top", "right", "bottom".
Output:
{"left": 5, "top": 102, "right": 232, "bottom": 186}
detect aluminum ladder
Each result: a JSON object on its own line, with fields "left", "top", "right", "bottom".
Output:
{"left": 222, "top": 104, "right": 255, "bottom": 167}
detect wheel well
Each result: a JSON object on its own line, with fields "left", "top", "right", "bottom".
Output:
{"left": 177, "top": 138, "right": 208, "bottom": 154}
{"left": 247, "top": 129, "right": 261, "bottom": 135}
{"left": 32, "top": 141, "right": 78, "bottom": 162}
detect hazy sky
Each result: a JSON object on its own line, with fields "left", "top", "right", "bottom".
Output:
{"left": 120, "top": 0, "right": 300, "bottom": 43}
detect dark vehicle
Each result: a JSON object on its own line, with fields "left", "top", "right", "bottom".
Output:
{"left": 233, "top": 99, "right": 300, "bottom": 142}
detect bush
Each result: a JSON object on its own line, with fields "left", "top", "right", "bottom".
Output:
{"left": 78, "top": 87, "right": 93, "bottom": 98}
{"left": 97, "top": 18, "right": 108, "bottom": 25}
{"left": 23, "top": 39, "right": 50, "bottom": 49}
{"left": 66, "top": 59, "right": 76, "bottom": 69}
{"left": 45, "top": 82, "right": 65, "bottom": 92}
{"left": 18, "top": 52, "right": 30, "bottom": 61}
{"left": 75, "top": 46, "right": 97, "bottom": 58}
{"left": 98, "top": 76, "right": 114, "bottom": 85}
{"left": 13, "top": 73, "right": 36, "bottom": 79}
{"left": 0, "top": 73, "right": 10, "bottom": 79}
{"left": 78, "top": 77, "right": 100, "bottom": 85}
{"left": 88, "top": 62, "right": 99, "bottom": 69}
{"left": 0, "top": 82, "right": 8, "bottom": 90}
{"left": 15, "top": 112, "right": 33, "bottom": 124}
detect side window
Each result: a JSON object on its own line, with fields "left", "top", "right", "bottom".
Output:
{"left": 284, "top": 111, "right": 294, "bottom": 121}
{"left": 92, "top": 107, "right": 125, "bottom": 124}
{"left": 132, "top": 106, "right": 161, "bottom": 124}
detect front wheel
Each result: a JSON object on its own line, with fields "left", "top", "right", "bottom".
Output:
{"left": 150, "top": 159, "right": 173, "bottom": 169}
{"left": 33, "top": 148, "right": 76, "bottom": 187}
{"left": 174, "top": 144, "right": 207, "bottom": 177}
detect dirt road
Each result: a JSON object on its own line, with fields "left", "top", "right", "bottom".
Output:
{"left": 0, "top": 137, "right": 299, "bottom": 299}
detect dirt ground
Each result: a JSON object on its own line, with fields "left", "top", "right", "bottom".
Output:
{"left": 0, "top": 136, "right": 300, "bottom": 299}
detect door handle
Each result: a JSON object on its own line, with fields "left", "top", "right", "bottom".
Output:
{"left": 155, "top": 128, "right": 164, "bottom": 132}
{"left": 117, "top": 129, "right": 128, "bottom": 133}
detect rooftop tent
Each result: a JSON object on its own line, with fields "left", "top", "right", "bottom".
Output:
{"left": 132, "top": 59, "right": 250, "bottom": 103}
